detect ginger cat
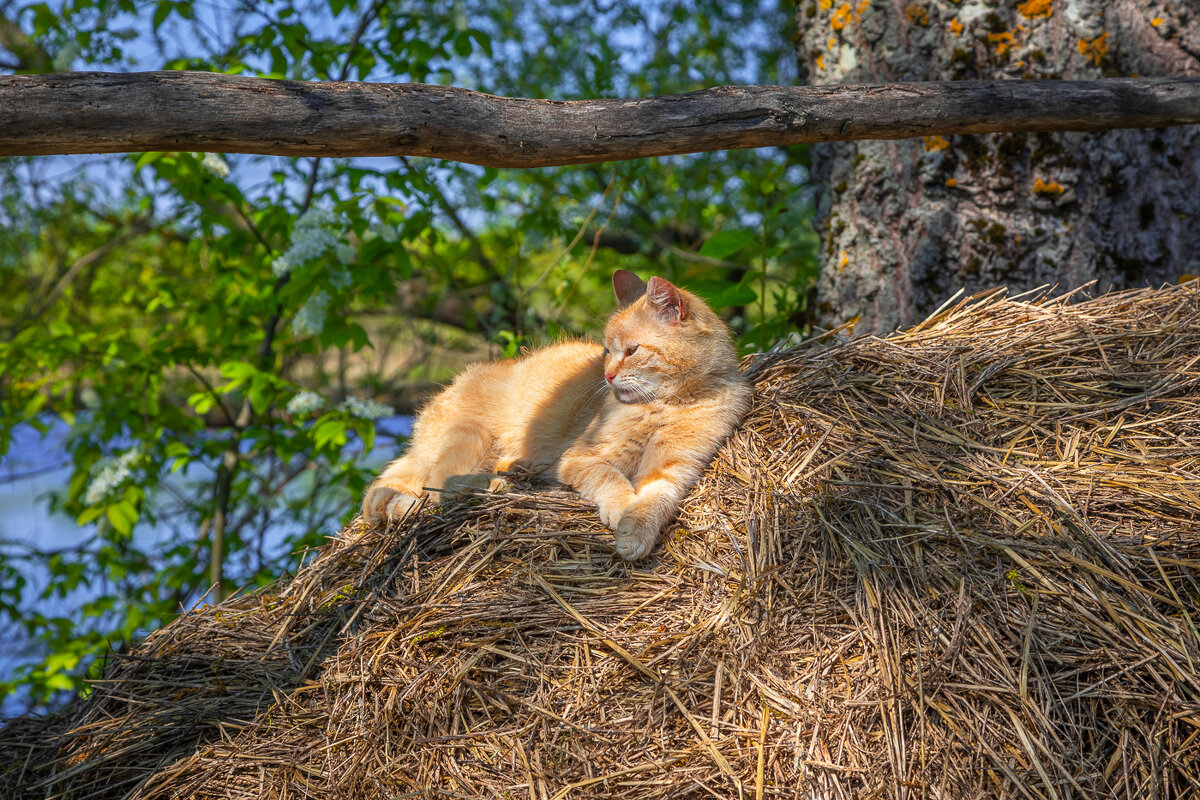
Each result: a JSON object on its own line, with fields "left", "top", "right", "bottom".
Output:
{"left": 361, "top": 270, "right": 751, "bottom": 560}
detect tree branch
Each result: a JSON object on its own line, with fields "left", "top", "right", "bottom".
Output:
{"left": 2, "top": 72, "right": 1198, "bottom": 164}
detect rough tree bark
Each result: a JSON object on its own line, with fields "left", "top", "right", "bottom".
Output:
{"left": 796, "top": 0, "right": 1200, "bottom": 334}
{"left": 2, "top": 72, "right": 1197, "bottom": 164}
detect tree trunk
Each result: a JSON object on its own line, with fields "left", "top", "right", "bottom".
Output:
{"left": 796, "top": 0, "right": 1200, "bottom": 334}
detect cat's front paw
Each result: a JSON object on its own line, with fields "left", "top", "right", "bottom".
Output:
{"left": 595, "top": 495, "right": 630, "bottom": 529}
{"left": 362, "top": 483, "right": 421, "bottom": 524}
{"left": 443, "top": 473, "right": 510, "bottom": 497}
{"left": 614, "top": 511, "right": 659, "bottom": 561}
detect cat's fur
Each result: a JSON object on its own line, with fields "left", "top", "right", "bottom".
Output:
{"left": 361, "top": 270, "right": 751, "bottom": 560}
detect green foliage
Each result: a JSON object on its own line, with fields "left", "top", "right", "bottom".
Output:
{"left": 0, "top": 0, "right": 818, "bottom": 711}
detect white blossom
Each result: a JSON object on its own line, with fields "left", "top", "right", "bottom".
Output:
{"left": 201, "top": 152, "right": 230, "bottom": 178}
{"left": 329, "top": 267, "right": 352, "bottom": 290}
{"left": 85, "top": 448, "right": 140, "bottom": 506}
{"left": 286, "top": 390, "right": 324, "bottom": 416}
{"left": 52, "top": 41, "right": 81, "bottom": 72}
{"left": 379, "top": 223, "right": 398, "bottom": 243}
{"left": 272, "top": 207, "right": 351, "bottom": 279}
{"left": 292, "top": 291, "right": 329, "bottom": 337}
{"left": 285, "top": 225, "right": 338, "bottom": 265}
{"left": 340, "top": 396, "right": 394, "bottom": 420}
{"left": 296, "top": 207, "right": 341, "bottom": 229}
{"left": 335, "top": 241, "right": 357, "bottom": 265}
{"left": 80, "top": 387, "right": 101, "bottom": 410}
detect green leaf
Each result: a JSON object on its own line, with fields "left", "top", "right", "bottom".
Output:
{"left": 106, "top": 501, "right": 139, "bottom": 537}
{"left": 453, "top": 31, "right": 473, "bottom": 57}
{"left": 187, "top": 392, "right": 215, "bottom": 415}
{"left": 153, "top": 2, "right": 171, "bottom": 29}
{"left": 699, "top": 230, "right": 755, "bottom": 260}
{"left": 358, "top": 420, "right": 377, "bottom": 454}
{"left": 246, "top": 380, "right": 272, "bottom": 415}
{"left": 688, "top": 279, "right": 758, "bottom": 310}
{"left": 133, "top": 151, "right": 165, "bottom": 175}
{"left": 324, "top": 322, "right": 371, "bottom": 351}
{"left": 22, "top": 393, "right": 46, "bottom": 420}
{"left": 44, "top": 673, "right": 76, "bottom": 692}
{"left": 312, "top": 417, "right": 347, "bottom": 450}
{"left": 219, "top": 361, "right": 256, "bottom": 383}
{"left": 30, "top": 4, "right": 56, "bottom": 36}
{"left": 44, "top": 650, "right": 81, "bottom": 674}
{"left": 164, "top": 441, "right": 192, "bottom": 472}
{"left": 467, "top": 29, "right": 493, "bottom": 58}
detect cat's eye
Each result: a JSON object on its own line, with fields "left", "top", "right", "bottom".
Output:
{"left": 624, "top": 345, "right": 639, "bottom": 357}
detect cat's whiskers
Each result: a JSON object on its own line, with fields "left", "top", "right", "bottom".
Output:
{"left": 584, "top": 382, "right": 611, "bottom": 405}
{"left": 652, "top": 384, "right": 687, "bottom": 404}
{"left": 623, "top": 375, "right": 659, "bottom": 403}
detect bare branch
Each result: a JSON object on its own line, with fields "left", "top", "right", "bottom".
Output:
{"left": 1, "top": 72, "right": 1198, "bottom": 165}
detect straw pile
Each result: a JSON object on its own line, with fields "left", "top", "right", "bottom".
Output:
{"left": 3, "top": 282, "right": 1200, "bottom": 799}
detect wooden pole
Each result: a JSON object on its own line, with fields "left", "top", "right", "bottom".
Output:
{"left": 2, "top": 71, "right": 1198, "bottom": 166}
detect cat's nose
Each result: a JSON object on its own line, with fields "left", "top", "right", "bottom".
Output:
{"left": 605, "top": 372, "right": 616, "bottom": 383}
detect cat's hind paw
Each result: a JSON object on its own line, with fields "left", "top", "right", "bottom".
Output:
{"left": 614, "top": 514, "right": 659, "bottom": 561}
{"left": 362, "top": 483, "right": 422, "bottom": 524}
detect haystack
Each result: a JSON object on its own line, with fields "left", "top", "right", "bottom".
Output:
{"left": 4, "top": 283, "right": 1200, "bottom": 799}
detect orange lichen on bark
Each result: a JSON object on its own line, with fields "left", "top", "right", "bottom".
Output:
{"left": 856, "top": 0, "right": 870, "bottom": 15}
{"left": 838, "top": 251, "right": 850, "bottom": 270}
{"left": 905, "top": 3, "right": 929, "bottom": 25}
{"left": 831, "top": 3, "right": 854, "bottom": 31}
{"left": 815, "top": 53, "right": 825, "bottom": 70}
{"left": 1033, "top": 177, "right": 1066, "bottom": 195}
{"left": 1151, "top": 17, "right": 1164, "bottom": 27}
{"left": 819, "top": 0, "right": 833, "bottom": 8}
{"left": 1078, "top": 32, "right": 1110, "bottom": 65}
{"left": 1017, "top": 0, "right": 1052, "bottom": 19}
{"left": 828, "top": 36, "right": 837, "bottom": 50}
{"left": 924, "top": 135, "right": 950, "bottom": 151}
{"left": 945, "top": 178, "right": 958, "bottom": 188}
{"left": 988, "top": 31, "right": 1015, "bottom": 55}
{"left": 949, "top": 18, "right": 964, "bottom": 36}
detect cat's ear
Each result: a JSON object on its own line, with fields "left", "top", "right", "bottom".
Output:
{"left": 646, "top": 276, "right": 687, "bottom": 323}
{"left": 613, "top": 270, "right": 647, "bottom": 308}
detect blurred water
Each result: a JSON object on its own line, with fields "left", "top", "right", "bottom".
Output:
{"left": 0, "top": 416, "right": 411, "bottom": 716}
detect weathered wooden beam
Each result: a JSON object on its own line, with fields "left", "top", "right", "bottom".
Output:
{"left": 2, "top": 71, "right": 1198, "bottom": 166}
